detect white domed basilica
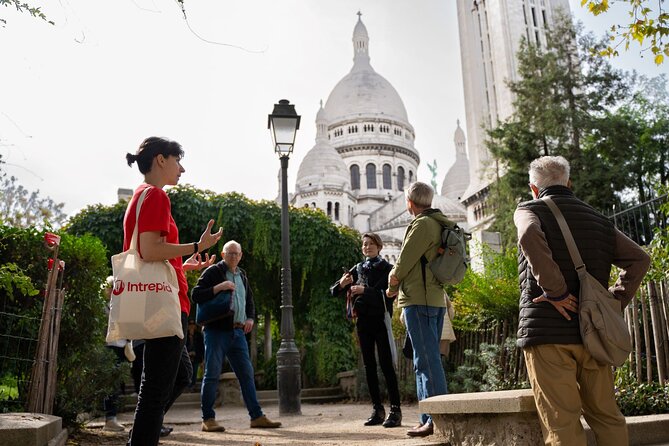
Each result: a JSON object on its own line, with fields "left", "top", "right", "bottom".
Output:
{"left": 292, "top": 13, "right": 467, "bottom": 261}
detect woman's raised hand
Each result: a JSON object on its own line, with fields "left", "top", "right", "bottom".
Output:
{"left": 198, "top": 220, "right": 223, "bottom": 251}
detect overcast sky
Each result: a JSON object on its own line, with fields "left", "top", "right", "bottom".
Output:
{"left": 0, "top": 0, "right": 664, "bottom": 218}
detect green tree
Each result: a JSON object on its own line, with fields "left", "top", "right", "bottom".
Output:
{"left": 580, "top": 0, "right": 669, "bottom": 64}
{"left": 586, "top": 74, "right": 669, "bottom": 206}
{"left": 486, "top": 14, "right": 629, "bottom": 247}
{"left": 0, "top": 0, "right": 52, "bottom": 26}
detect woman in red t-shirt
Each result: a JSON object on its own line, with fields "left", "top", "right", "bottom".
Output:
{"left": 124, "top": 136, "right": 222, "bottom": 446}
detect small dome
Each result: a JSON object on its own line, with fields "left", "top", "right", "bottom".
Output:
{"left": 296, "top": 144, "right": 350, "bottom": 191}
{"left": 296, "top": 104, "right": 350, "bottom": 191}
{"left": 441, "top": 120, "right": 470, "bottom": 200}
{"left": 432, "top": 194, "right": 467, "bottom": 221}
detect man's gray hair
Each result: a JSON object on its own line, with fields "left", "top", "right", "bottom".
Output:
{"left": 223, "top": 240, "right": 242, "bottom": 252}
{"left": 529, "top": 156, "right": 570, "bottom": 189}
{"left": 406, "top": 181, "right": 434, "bottom": 208}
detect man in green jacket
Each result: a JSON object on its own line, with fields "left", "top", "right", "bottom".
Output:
{"left": 387, "top": 181, "right": 452, "bottom": 438}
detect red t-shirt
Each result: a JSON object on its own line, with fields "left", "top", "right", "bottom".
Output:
{"left": 123, "top": 184, "right": 190, "bottom": 315}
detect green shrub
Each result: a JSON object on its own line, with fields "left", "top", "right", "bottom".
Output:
{"left": 0, "top": 225, "right": 117, "bottom": 426}
{"left": 616, "top": 382, "right": 669, "bottom": 416}
{"left": 448, "top": 339, "right": 528, "bottom": 394}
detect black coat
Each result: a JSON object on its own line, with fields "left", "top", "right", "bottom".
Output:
{"left": 330, "top": 257, "right": 394, "bottom": 331}
{"left": 191, "top": 261, "right": 255, "bottom": 331}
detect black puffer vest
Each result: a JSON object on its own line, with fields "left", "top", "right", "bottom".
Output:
{"left": 516, "top": 186, "right": 615, "bottom": 348}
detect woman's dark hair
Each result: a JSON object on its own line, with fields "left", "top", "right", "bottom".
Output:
{"left": 126, "top": 137, "right": 184, "bottom": 174}
{"left": 362, "top": 232, "right": 383, "bottom": 250}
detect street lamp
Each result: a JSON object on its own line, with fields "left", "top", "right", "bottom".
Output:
{"left": 268, "top": 99, "right": 301, "bottom": 415}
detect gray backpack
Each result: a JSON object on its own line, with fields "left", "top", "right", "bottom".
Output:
{"left": 422, "top": 218, "right": 471, "bottom": 286}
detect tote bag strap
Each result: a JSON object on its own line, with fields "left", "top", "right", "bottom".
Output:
{"left": 129, "top": 187, "right": 151, "bottom": 251}
{"left": 541, "top": 197, "right": 586, "bottom": 272}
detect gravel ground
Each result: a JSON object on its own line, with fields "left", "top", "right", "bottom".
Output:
{"left": 71, "top": 402, "right": 445, "bottom": 446}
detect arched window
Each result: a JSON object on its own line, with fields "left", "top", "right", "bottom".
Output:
{"left": 334, "top": 202, "right": 340, "bottom": 221}
{"left": 366, "top": 163, "right": 377, "bottom": 189}
{"left": 382, "top": 164, "right": 392, "bottom": 189}
{"left": 327, "top": 202, "right": 332, "bottom": 218}
{"left": 311, "top": 202, "right": 316, "bottom": 208}
{"left": 409, "top": 170, "right": 414, "bottom": 183}
{"left": 397, "top": 166, "right": 405, "bottom": 190}
{"left": 350, "top": 165, "right": 360, "bottom": 190}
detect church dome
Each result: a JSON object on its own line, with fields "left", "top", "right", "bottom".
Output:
{"left": 296, "top": 104, "right": 350, "bottom": 191}
{"left": 432, "top": 194, "right": 467, "bottom": 221}
{"left": 324, "top": 14, "right": 409, "bottom": 124}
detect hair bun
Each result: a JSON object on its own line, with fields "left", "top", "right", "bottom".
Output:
{"left": 126, "top": 152, "right": 137, "bottom": 166}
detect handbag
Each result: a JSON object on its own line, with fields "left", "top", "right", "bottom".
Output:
{"left": 542, "top": 197, "right": 632, "bottom": 367}
{"left": 106, "top": 188, "right": 184, "bottom": 342}
{"left": 196, "top": 289, "right": 234, "bottom": 325}
{"left": 382, "top": 294, "right": 398, "bottom": 366}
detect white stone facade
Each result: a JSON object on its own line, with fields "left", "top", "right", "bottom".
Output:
{"left": 456, "top": 0, "right": 570, "bottom": 232}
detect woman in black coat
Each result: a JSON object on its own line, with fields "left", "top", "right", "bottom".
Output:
{"left": 330, "top": 232, "right": 401, "bottom": 428}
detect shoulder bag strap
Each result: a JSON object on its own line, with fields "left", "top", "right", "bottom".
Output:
{"left": 129, "top": 187, "right": 151, "bottom": 251}
{"left": 541, "top": 196, "right": 586, "bottom": 273}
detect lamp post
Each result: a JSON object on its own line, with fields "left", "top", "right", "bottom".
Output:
{"left": 268, "top": 99, "right": 302, "bottom": 415}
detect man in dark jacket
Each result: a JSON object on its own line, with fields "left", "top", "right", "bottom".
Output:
{"left": 192, "top": 240, "right": 281, "bottom": 433}
{"left": 515, "top": 156, "right": 650, "bottom": 446}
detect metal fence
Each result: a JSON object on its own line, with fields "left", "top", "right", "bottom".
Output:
{"left": 0, "top": 311, "right": 39, "bottom": 413}
{"left": 608, "top": 194, "right": 668, "bottom": 246}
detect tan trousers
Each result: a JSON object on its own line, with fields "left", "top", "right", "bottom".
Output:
{"left": 523, "top": 344, "right": 628, "bottom": 446}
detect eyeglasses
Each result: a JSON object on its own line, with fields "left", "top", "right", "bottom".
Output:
{"left": 224, "top": 252, "right": 241, "bottom": 257}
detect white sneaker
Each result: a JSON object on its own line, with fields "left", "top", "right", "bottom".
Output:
{"left": 103, "top": 418, "right": 125, "bottom": 432}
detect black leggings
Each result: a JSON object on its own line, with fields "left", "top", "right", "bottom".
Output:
{"left": 357, "top": 323, "right": 400, "bottom": 407}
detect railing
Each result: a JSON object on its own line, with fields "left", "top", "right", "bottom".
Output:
{"left": 608, "top": 195, "right": 668, "bottom": 246}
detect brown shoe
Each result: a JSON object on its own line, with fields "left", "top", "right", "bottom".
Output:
{"left": 201, "top": 418, "right": 225, "bottom": 432}
{"left": 406, "top": 421, "right": 433, "bottom": 437}
{"left": 250, "top": 415, "right": 281, "bottom": 428}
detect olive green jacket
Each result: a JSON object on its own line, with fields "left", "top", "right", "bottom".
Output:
{"left": 390, "top": 209, "right": 453, "bottom": 308}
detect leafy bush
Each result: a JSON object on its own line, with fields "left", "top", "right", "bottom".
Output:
{"left": 448, "top": 339, "right": 528, "bottom": 394}
{"left": 0, "top": 225, "right": 118, "bottom": 426}
{"left": 449, "top": 244, "right": 519, "bottom": 330}
{"left": 616, "top": 382, "right": 669, "bottom": 416}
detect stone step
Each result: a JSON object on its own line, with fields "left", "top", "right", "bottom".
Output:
{"left": 123, "top": 387, "right": 346, "bottom": 411}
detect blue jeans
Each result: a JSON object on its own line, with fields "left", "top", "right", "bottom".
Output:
{"left": 128, "top": 313, "right": 192, "bottom": 446}
{"left": 201, "top": 327, "right": 263, "bottom": 421}
{"left": 404, "top": 305, "right": 448, "bottom": 425}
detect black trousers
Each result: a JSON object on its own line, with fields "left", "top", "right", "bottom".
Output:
{"left": 357, "top": 317, "right": 400, "bottom": 408}
{"left": 128, "top": 312, "right": 192, "bottom": 446}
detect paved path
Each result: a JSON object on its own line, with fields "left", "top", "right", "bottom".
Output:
{"left": 83, "top": 402, "right": 444, "bottom": 446}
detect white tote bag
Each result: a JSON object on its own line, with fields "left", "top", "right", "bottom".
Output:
{"left": 106, "top": 188, "right": 184, "bottom": 342}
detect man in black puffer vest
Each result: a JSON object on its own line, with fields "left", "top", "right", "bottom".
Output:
{"left": 514, "top": 156, "right": 650, "bottom": 446}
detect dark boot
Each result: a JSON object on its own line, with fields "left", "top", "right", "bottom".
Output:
{"left": 364, "top": 405, "right": 385, "bottom": 426}
{"left": 382, "top": 405, "right": 402, "bottom": 428}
